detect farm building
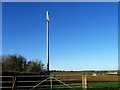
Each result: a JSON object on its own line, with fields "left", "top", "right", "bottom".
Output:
{"left": 106, "top": 71, "right": 118, "bottom": 75}
{"left": 92, "top": 73, "right": 97, "bottom": 76}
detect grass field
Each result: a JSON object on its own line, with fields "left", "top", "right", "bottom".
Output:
{"left": 53, "top": 82, "right": 120, "bottom": 89}
{"left": 88, "top": 82, "right": 119, "bottom": 88}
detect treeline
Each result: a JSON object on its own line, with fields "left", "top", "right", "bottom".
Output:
{"left": 2, "top": 54, "right": 46, "bottom": 74}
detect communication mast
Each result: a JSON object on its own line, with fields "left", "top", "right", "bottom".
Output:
{"left": 46, "top": 11, "right": 50, "bottom": 74}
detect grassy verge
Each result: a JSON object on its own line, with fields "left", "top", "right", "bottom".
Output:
{"left": 88, "top": 82, "right": 119, "bottom": 88}
{"left": 52, "top": 82, "right": 120, "bottom": 89}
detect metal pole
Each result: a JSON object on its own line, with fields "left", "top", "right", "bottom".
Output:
{"left": 50, "top": 77, "right": 52, "bottom": 90}
{"left": 46, "top": 11, "right": 50, "bottom": 75}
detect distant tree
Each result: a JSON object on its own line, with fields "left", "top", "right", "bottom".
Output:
{"left": 2, "top": 54, "right": 46, "bottom": 74}
{"left": 2, "top": 55, "right": 26, "bottom": 72}
{"left": 26, "top": 59, "right": 45, "bottom": 73}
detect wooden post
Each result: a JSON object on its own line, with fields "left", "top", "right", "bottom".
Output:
{"left": 82, "top": 75, "right": 87, "bottom": 90}
{"left": 12, "top": 76, "right": 16, "bottom": 90}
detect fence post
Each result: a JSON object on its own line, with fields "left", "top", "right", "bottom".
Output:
{"left": 82, "top": 75, "right": 87, "bottom": 90}
{"left": 12, "top": 76, "right": 16, "bottom": 90}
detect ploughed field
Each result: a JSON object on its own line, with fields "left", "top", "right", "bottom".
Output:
{"left": 55, "top": 75, "right": 119, "bottom": 82}
{"left": 53, "top": 71, "right": 119, "bottom": 82}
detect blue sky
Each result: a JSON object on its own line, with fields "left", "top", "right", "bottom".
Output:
{"left": 3, "top": 2, "right": 118, "bottom": 71}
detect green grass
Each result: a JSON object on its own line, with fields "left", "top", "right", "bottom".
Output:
{"left": 53, "top": 83, "right": 82, "bottom": 89}
{"left": 52, "top": 82, "right": 120, "bottom": 89}
{"left": 88, "top": 82, "right": 119, "bottom": 88}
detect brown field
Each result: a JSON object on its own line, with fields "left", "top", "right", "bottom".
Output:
{"left": 55, "top": 75, "right": 119, "bottom": 82}
{"left": 52, "top": 71, "right": 120, "bottom": 82}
